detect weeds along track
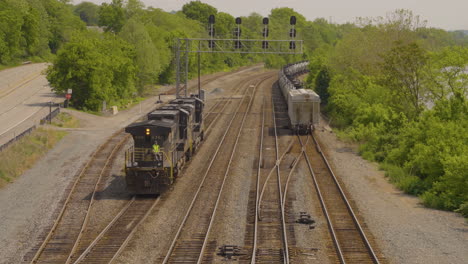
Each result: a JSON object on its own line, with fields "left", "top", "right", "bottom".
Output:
{"left": 300, "top": 132, "right": 381, "bottom": 264}
{"left": 28, "top": 131, "right": 129, "bottom": 264}
{"left": 162, "top": 73, "right": 275, "bottom": 264}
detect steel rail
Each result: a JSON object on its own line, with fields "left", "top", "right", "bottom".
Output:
{"left": 309, "top": 131, "right": 380, "bottom": 263}
{"left": 204, "top": 71, "right": 274, "bottom": 133}
{"left": 65, "top": 134, "right": 129, "bottom": 263}
{"left": 30, "top": 130, "right": 128, "bottom": 264}
{"left": 298, "top": 134, "right": 345, "bottom": 263}
{"left": 195, "top": 74, "right": 267, "bottom": 264}
{"left": 282, "top": 135, "right": 309, "bottom": 207}
{"left": 71, "top": 197, "right": 136, "bottom": 263}
{"left": 250, "top": 94, "right": 266, "bottom": 264}
{"left": 271, "top": 92, "right": 290, "bottom": 264}
{"left": 161, "top": 74, "right": 259, "bottom": 264}
{"left": 257, "top": 140, "right": 293, "bottom": 221}
{"left": 108, "top": 198, "right": 161, "bottom": 263}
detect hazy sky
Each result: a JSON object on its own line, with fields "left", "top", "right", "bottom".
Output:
{"left": 73, "top": 0, "right": 468, "bottom": 30}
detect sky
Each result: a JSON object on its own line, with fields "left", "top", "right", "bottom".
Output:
{"left": 73, "top": 0, "right": 468, "bottom": 30}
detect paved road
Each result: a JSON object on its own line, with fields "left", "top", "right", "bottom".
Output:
{"left": 0, "top": 63, "right": 61, "bottom": 147}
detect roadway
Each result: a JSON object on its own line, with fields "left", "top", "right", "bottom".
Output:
{"left": 0, "top": 63, "right": 61, "bottom": 147}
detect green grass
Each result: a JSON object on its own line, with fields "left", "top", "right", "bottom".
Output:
{"left": 0, "top": 128, "right": 67, "bottom": 188}
{"left": 51, "top": 112, "right": 80, "bottom": 128}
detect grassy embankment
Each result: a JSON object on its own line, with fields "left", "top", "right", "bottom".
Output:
{"left": 0, "top": 113, "right": 79, "bottom": 188}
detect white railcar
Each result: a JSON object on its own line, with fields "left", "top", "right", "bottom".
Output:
{"left": 279, "top": 61, "right": 321, "bottom": 134}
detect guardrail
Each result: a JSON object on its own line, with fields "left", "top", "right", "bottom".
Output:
{"left": 0, "top": 104, "right": 61, "bottom": 152}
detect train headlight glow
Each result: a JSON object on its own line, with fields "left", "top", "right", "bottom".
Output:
{"left": 145, "top": 128, "right": 150, "bottom": 135}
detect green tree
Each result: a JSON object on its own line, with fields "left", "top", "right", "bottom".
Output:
{"left": 181, "top": 1, "right": 217, "bottom": 25}
{"left": 47, "top": 31, "right": 136, "bottom": 110}
{"left": 381, "top": 41, "right": 429, "bottom": 117}
{"left": 428, "top": 46, "right": 468, "bottom": 101}
{"left": 120, "top": 18, "right": 161, "bottom": 92}
{"left": 98, "top": 0, "right": 125, "bottom": 32}
{"left": 74, "top": 1, "right": 100, "bottom": 26}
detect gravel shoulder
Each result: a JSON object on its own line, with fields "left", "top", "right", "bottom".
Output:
{"left": 314, "top": 122, "right": 468, "bottom": 264}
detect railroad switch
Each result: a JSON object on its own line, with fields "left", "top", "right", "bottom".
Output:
{"left": 297, "top": 212, "right": 315, "bottom": 225}
{"left": 218, "top": 245, "right": 243, "bottom": 259}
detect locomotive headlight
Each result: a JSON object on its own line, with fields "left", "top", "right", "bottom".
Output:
{"left": 145, "top": 128, "right": 150, "bottom": 135}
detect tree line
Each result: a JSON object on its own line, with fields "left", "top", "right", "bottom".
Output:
{"left": 305, "top": 9, "right": 468, "bottom": 217}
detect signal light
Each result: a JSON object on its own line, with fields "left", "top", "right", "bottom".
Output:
{"left": 289, "top": 41, "right": 296, "bottom": 50}
{"left": 289, "top": 28, "right": 296, "bottom": 38}
{"left": 208, "top": 40, "right": 215, "bottom": 48}
{"left": 290, "top": 16, "right": 296, "bottom": 25}
{"left": 262, "top": 41, "right": 269, "bottom": 49}
{"left": 262, "top": 28, "right": 269, "bottom": 37}
{"left": 263, "top": 17, "right": 269, "bottom": 25}
{"left": 145, "top": 128, "right": 150, "bottom": 135}
{"left": 235, "top": 17, "right": 242, "bottom": 25}
{"left": 208, "top": 15, "right": 215, "bottom": 24}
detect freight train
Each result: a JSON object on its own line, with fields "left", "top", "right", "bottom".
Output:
{"left": 124, "top": 95, "right": 204, "bottom": 194}
{"left": 278, "top": 61, "right": 320, "bottom": 134}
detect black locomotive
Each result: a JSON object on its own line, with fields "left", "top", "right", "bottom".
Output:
{"left": 124, "top": 95, "right": 204, "bottom": 194}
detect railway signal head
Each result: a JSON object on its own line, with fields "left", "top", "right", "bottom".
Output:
{"left": 289, "top": 41, "right": 296, "bottom": 50}
{"left": 263, "top": 17, "right": 269, "bottom": 25}
{"left": 262, "top": 40, "right": 269, "bottom": 49}
{"left": 208, "top": 40, "right": 215, "bottom": 48}
{"left": 262, "top": 28, "right": 269, "bottom": 37}
{"left": 234, "top": 40, "right": 242, "bottom": 49}
{"left": 235, "top": 17, "right": 242, "bottom": 25}
{"left": 290, "top": 16, "right": 296, "bottom": 25}
{"left": 209, "top": 14, "right": 215, "bottom": 24}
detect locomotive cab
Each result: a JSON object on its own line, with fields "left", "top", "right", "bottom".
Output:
{"left": 124, "top": 120, "right": 177, "bottom": 194}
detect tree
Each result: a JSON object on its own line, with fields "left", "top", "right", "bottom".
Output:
{"left": 98, "top": 0, "right": 125, "bottom": 32}
{"left": 315, "top": 66, "right": 331, "bottom": 104}
{"left": 181, "top": 1, "right": 217, "bottom": 25}
{"left": 47, "top": 31, "right": 136, "bottom": 110}
{"left": 120, "top": 18, "right": 160, "bottom": 92}
{"left": 74, "top": 1, "right": 100, "bottom": 26}
{"left": 428, "top": 46, "right": 468, "bottom": 101}
{"left": 381, "top": 41, "right": 429, "bottom": 117}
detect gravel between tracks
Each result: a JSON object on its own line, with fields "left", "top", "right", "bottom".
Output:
{"left": 314, "top": 121, "right": 468, "bottom": 264}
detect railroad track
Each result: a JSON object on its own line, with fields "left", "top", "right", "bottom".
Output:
{"left": 28, "top": 131, "right": 129, "bottom": 264}
{"left": 162, "top": 74, "right": 274, "bottom": 264}
{"left": 204, "top": 71, "right": 274, "bottom": 133}
{"left": 70, "top": 196, "right": 160, "bottom": 263}
{"left": 300, "top": 131, "right": 380, "bottom": 264}
{"left": 248, "top": 81, "right": 293, "bottom": 264}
